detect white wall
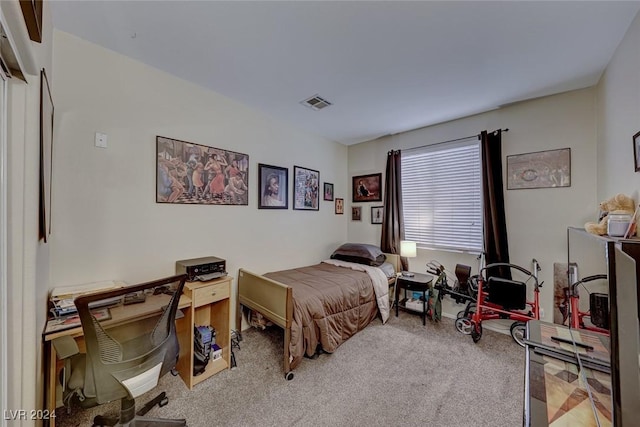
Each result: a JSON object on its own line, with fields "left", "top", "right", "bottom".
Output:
{"left": 348, "top": 88, "right": 598, "bottom": 321}
{"left": 2, "top": 0, "right": 54, "bottom": 422}
{"left": 596, "top": 12, "right": 640, "bottom": 201}
{"left": 50, "top": 31, "right": 348, "bottom": 320}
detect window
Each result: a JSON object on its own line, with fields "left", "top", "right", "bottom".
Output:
{"left": 401, "top": 139, "right": 482, "bottom": 253}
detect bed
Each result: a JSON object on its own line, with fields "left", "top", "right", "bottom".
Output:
{"left": 237, "top": 246, "right": 400, "bottom": 380}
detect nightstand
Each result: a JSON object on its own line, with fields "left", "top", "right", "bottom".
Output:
{"left": 395, "top": 272, "right": 434, "bottom": 325}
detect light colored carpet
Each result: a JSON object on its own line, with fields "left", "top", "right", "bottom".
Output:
{"left": 55, "top": 313, "right": 524, "bottom": 426}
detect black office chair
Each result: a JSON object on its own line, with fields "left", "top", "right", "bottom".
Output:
{"left": 53, "top": 275, "right": 188, "bottom": 426}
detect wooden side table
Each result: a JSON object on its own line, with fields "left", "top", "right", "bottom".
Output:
{"left": 395, "top": 272, "right": 434, "bottom": 325}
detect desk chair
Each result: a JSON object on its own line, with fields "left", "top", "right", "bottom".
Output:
{"left": 53, "top": 275, "right": 188, "bottom": 426}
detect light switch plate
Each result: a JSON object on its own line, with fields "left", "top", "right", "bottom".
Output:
{"left": 95, "top": 132, "right": 108, "bottom": 148}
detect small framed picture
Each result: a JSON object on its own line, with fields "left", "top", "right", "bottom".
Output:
{"left": 324, "top": 182, "right": 334, "bottom": 201}
{"left": 634, "top": 131, "right": 640, "bottom": 172}
{"left": 335, "top": 198, "right": 344, "bottom": 214}
{"left": 352, "top": 206, "right": 362, "bottom": 221}
{"left": 371, "top": 206, "right": 384, "bottom": 224}
{"left": 258, "top": 163, "right": 288, "bottom": 209}
{"left": 352, "top": 173, "right": 382, "bottom": 202}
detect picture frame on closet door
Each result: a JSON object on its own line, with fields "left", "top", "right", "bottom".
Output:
{"left": 39, "top": 69, "right": 54, "bottom": 242}
{"left": 633, "top": 131, "right": 640, "bottom": 172}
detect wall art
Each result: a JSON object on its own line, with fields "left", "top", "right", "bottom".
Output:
{"left": 293, "top": 166, "right": 319, "bottom": 210}
{"left": 258, "top": 163, "right": 288, "bottom": 209}
{"left": 156, "top": 136, "right": 249, "bottom": 205}
{"left": 506, "top": 148, "right": 570, "bottom": 190}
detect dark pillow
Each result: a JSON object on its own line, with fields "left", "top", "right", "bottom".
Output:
{"left": 330, "top": 243, "right": 386, "bottom": 266}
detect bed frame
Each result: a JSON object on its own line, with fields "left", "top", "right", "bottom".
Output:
{"left": 237, "top": 253, "right": 401, "bottom": 380}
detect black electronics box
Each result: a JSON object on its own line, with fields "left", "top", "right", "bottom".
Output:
{"left": 176, "top": 256, "right": 226, "bottom": 282}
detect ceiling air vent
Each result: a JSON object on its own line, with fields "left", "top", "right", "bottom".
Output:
{"left": 301, "top": 94, "right": 332, "bottom": 111}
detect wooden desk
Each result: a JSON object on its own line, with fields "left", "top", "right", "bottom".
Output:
{"left": 42, "top": 293, "right": 192, "bottom": 427}
{"left": 525, "top": 320, "right": 612, "bottom": 427}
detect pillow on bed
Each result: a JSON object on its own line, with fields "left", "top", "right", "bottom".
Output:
{"left": 330, "top": 243, "right": 386, "bottom": 266}
{"left": 378, "top": 262, "right": 396, "bottom": 279}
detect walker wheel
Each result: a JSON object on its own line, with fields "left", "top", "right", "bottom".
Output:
{"left": 471, "top": 323, "right": 483, "bottom": 343}
{"left": 510, "top": 321, "right": 527, "bottom": 347}
{"left": 456, "top": 310, "right": 465, "bottom": 319}
{"left": 455, "top": 317, "right": 473, "bottom": 335}
{"left": 285, "top": 372, "right": 294, "bottom": 381}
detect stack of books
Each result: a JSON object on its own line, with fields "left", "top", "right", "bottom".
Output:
{"left": 44, "top": 280, "right": 126, "bottom": 334}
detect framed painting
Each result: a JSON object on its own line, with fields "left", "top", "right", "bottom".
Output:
{"left": 323, "top": 182, "right": 334, "bottom": 201}
{"left": 352, "top": 206, "right": 362, "bottom": 221}
{"left": 634, "top": 131, "right": 640, "bottom": 172}
{"left": 335, "top": 198, "right": 344, "bottom": 214}
{"left": 352, "top": 173, "right": 382, "bottom": 202}
{"left": 156, "top": 136, "right": 249, "bottom": 205}
{"left": 371, "top": 206, "right": 384, "bottom": 224}
{"left": 506, "top": 148, "right": 571, "bottom": 190}
{"left": 293, "top": 166, "right": 319, "bottom": 211}
{"left": 258, "top": 163, "right": 288, "bottom": 209}
{"left": 39, "top": 69, "right": 53, "bottom": 242}
{"left": 19, "top": 0, "right": 43, "bottom": 43}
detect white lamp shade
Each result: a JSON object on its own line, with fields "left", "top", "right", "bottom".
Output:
{"left": 400, "top": 240, "right": 417, "bottom": 258}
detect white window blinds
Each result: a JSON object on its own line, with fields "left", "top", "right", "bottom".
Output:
{"left": 401, "top": 139, "right": 483, "bottom": 253}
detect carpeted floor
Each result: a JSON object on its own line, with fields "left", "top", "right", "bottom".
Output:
{"left": 54, "top": 313, "right": 524, "bottom": 427}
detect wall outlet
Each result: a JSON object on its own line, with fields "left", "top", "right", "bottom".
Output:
{"left": 540, "top": 308, "right": 545, "bottom": 319}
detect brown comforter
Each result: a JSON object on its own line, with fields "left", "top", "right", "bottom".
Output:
{"left": 264, "top": 262, "right": 378, "bottom": 370}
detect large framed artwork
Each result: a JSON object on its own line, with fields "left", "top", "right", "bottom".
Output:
{"left": 258, "top": 163, "right": 288, "bottom": 209}
{"left": 39, "top": 69, "right": 53, "bottom": 242}
{"left": 156, "top": 136, "right": 249, "bottom": 205}
{"left": 352, "top": 173, "right": 382, "bottom": 202}
{"left": 293, "top": 166, "right": 319, "bottom": 211}
{"left": 506, "top": 148, "right": 571, "bottom": 190}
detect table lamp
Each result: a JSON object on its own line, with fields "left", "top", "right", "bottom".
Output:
{"left": 400, "top": 240, "right": 417, "bottom": 277}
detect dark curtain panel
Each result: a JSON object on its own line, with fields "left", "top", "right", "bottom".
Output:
{"left": 481, "top": 130, "right": 511, "bottom": 280}
{"left": 381, "top": 150, "right": 408, "bottom": 271}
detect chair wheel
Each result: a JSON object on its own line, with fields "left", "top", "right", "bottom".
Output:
{"left": 285, "top": 372, "right": 294, "bottom": 381}
{"left": 171, "top": 368, "right": 179, "bottom": 376}
{"left": 159, "top": 396, "right": 168, "bottom": 407}
{"left": 455, "top": 317, "right": 473, "bottom": 335}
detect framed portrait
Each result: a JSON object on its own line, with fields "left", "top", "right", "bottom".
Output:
{"left": 352, "top": 206, "right": 362, "bottom": 221}
{"left": 352, "top": 173, "right": 382, "bottom": 202}
{"left": 634, "top": 131, "right": 640, "bottom": 172}
{"left": 293, "top": 166, "right": 319, "bottom": 211}
{"left": 371, "top": 206, "right": 384, "bottom": 224}
{"left": 39, "top": 69, "right": 54, "bottom": 242}
{"left": 323, "top": 182, "right": 334, "bottom": 201}
{"left": 335, "top": 198, "right": 344, "bottom": 214}
{"left": 258, "top": 164, "right": 288, "bottom": 209}
{"left": 156, "top": 136, "right": 249, "bottom": 205}
{"left": 506, "top": 148, "right": 571, "bottom": 190}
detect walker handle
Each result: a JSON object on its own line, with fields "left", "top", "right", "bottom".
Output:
{"left": 570, "top": 274, "right": 607, "bottom": 292}
{"left": 480, "top": 262, "right": 539, "bottom": 288}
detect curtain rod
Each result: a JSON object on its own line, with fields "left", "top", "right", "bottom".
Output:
{"left": 402, "top": 128, "right": 509, "bottom": 153}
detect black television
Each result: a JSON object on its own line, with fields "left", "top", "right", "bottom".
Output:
{"left": 567, "top": 227, "right": 640, "bottom": 426}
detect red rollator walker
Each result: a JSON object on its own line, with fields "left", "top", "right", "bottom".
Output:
{"left": 455, "top": 259, "right": 542, "bottom": 346}
{"left": 560, "top": 274, "right": 609, "bottom": 335}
